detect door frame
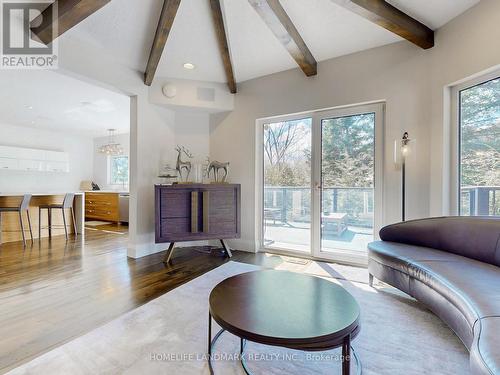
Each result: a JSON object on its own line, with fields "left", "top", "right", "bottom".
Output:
{"left": 255, "top": 101, "right": 385, "bottom": 266}
{"left": 311, "top": 103, "right": 385, "bottom": 264}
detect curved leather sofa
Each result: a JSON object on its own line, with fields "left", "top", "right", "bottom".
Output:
{"left": 368, "top": 217, "right": 500, "bottom": 375}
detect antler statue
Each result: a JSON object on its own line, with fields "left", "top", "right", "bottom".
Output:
{"left": 175, "top": 145, "right": 193, "bottom": 182}
{"left": 206, "top": 157, "right": 230, "bottom": 183}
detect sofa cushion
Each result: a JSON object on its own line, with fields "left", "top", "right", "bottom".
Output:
{"left": 369, "top": 241, "right": 500, "bottom": 326}
{"left": 369, "top": 240, "right": 462, "bottom": 270}
{"left": 379, "top": 217, "right": 500, "bottom": 267}
{"left": 408, "top": 259, "right": 500, "bottom": 327}
{"left": 471, "top": 317, "right": 500, "bottom": 375}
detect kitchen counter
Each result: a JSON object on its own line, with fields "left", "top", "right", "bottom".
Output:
{"left": 0, "top": 193, "right": 84, "bottom": 244}
{"left": 84, "top": 190, "right": 129, "bottom": 194}
{"left": 0, "top": 192, "right": 84, "bottom": 197}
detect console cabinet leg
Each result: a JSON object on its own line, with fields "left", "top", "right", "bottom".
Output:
{"left": 164, "top": 242, "right": 175, "bottom": 264}
{"left": 220, "top": 239, "right": 232, "bottom": 258}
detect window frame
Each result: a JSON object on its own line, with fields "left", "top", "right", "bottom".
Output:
{"left": 450, "top": 70, "right": 500, "bottom": 215}
{"left": 108, "top": 155, "right": 129, "bottom": 186}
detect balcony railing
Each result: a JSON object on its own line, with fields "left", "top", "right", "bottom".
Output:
{"left": 460, "top": 186, "right": 500, "bottom": 216}
{"left": 264, "top": 186, "right": 374, "bottom": 228}
{"left": 264, "top": 186, "right": 500, "bottom": 228}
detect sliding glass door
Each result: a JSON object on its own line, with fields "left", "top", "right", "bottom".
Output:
{"left": 318, "top": 111, "right": 376, "bottom": 259}
{"left": 263, "top": 117, "right": 312, "bottom": 252}
{"left": 260, "top": 103, "right": 384, "bottom": 263}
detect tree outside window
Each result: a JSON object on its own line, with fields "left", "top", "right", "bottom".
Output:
{"left": 110, "top": 156, "right": 129, "bottom": 185}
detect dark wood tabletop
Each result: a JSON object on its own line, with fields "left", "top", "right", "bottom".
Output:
{"left": 209, "top": 270, "right": 360, "bottom": 350}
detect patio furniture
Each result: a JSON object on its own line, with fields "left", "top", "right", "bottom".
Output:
{"left": 322, "top": 212, "right": 348, "bottom": 237}
{"left": 264, "top": 207, "right": 281, "bottom": 224}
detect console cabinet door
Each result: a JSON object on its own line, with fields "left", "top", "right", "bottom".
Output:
{"left": 157, "top": 189, "right": 194, "bottom": 241}
{"left": 203, "top": 188, "right": 238, "bottom": 236}
{"left": 155, "top": 184, "right": 240, "bottom": 243}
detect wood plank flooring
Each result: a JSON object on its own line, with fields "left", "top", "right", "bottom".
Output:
{"left": 0, "top": 228, "right": 285, "bottom": 373}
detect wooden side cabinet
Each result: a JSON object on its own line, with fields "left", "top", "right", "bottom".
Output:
{"left": 85, "top": 192, "right": 120, "bottom": 222}
{"left": 155, "top": 184, "right": 241, "bottom": 262}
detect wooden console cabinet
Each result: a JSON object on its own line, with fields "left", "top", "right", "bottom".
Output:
{"left": 155, "top": 184, "right": 241, "bottom": 262}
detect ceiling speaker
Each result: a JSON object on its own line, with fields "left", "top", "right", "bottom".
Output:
{"left": 162, "top": 83, "right": 177, "bottom": 98}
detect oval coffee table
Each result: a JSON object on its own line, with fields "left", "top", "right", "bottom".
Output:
{"left": 208, "top": 270, "right": 361, "bottom": 374}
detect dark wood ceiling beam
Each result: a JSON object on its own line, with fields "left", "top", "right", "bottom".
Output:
{"left": 209, "top": 0, "right": 237, "bottom": 94}
{"left": 144, "top": 0, "right": 182, "bottom": 86}
{"left": 248, "top": 0, "right": 317, "bottom": 77}
{"left": 331, "top": 0, "right": 434, "bottom": 49}
{"left": 30, "top": 0, "right": 111, "bottom": 45}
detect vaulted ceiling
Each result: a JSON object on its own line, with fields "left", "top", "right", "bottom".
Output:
{"left": 36, "top": 0, "right": 480, "bottom": 89}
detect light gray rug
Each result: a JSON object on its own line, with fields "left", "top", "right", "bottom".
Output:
{"left": 8, "top": 261, "right": 469, "bottom": 375}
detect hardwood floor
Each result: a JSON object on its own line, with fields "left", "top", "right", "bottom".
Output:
{"left": 0, "top": 229, "right": 286, "bottom": 373}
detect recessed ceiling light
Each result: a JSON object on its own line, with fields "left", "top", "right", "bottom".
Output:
{"left": 25, "top": 105, "right": 33, "bottom": 110}
{"left": 183, "top": 62, "right": 195, "bottom": 70}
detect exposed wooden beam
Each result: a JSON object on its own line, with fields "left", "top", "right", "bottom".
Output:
{"left": 209, "top": 0, "right": 237, "bottom": 94}
{"left": 30, "top": 0, "right": 111, "bottom": 45}
{"left": 248, "top": 0, "right": 317, "bottom": 77}
{"left": 144, "top": 0, "right": 182, "bottom": 86}
{"left": 331, "top": 0, "right": 434, "bottom": 49}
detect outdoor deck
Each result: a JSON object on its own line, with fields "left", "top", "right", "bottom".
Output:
{"left": 264, "top": 221, "right": 372, "bottom": 253}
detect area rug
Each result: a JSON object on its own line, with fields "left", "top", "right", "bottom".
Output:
{"left": 7, "top": 261, "right": 469, "bottom": 375}
{"left": 84, "top": 221, "right": 113, "bottom": 226}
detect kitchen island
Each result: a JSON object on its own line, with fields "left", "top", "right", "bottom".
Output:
{"left": 0, "top": 192, "right": 84, "bottom": 244}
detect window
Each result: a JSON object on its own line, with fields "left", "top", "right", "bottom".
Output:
{"left": 459, "top": 77, "right": 500, "bottom": 216}
{"left": 109, "top": 156, "right": 129, "bottom": 185}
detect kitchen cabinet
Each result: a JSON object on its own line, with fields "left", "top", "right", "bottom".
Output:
{"left": 85, "top": 192, "right": 120, "bottom": 222}
{"left": 0, "top": 145, "right": 69, "bottom": 173}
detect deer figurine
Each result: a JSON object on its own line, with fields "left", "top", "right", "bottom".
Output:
{"left": 206, "top": 157, "right": 230, "bottom": 183}
{"left": 175, "top": 146, "right": 193, "bottom": 182}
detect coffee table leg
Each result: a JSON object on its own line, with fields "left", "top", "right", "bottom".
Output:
{"left": 342, "top": 334, "right": 351, "bottom": 375}
{"left": 208, "top": 312, "right": 212, "bottom": 355}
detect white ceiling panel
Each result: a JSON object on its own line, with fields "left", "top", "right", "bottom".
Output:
{"left": 0, "top": 70, "right": 129, "bottom": 138}
{"left": 65, "top": 0, "right": 481, "bottom": 85}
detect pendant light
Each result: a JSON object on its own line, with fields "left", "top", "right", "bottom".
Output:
{"left": 98, "top": 129, "right": 123, "bottom": 155}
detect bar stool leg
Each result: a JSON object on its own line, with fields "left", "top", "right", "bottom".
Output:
{"left": 39, "top": 207, "right": 41, "bottom": 240}
{"left": 71, "top": 207, "right": 77, "bottom": 237}
{"left": 62, "top": 209, "right": 68, "bottom": 240}
{"left": 19, "top": 211, "right": 26, "bottom": 247}
{"left": 27, "top": 210, "right": 33, "bottom": 242}
{"left": 48, "top": 208, "right": 52, "bottom": 238}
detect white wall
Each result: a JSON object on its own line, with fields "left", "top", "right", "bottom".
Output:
{"left": 0, "top": 122, "right": 93, "bottom": 193}
{"left": 93, "top": 133, "right": 130, "bottom": 190}
{"left": 209, "top": 0, "right": 500, "bottom": 252}
{"left": 174, "top": 112, "right": 210, "bottom": 160}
